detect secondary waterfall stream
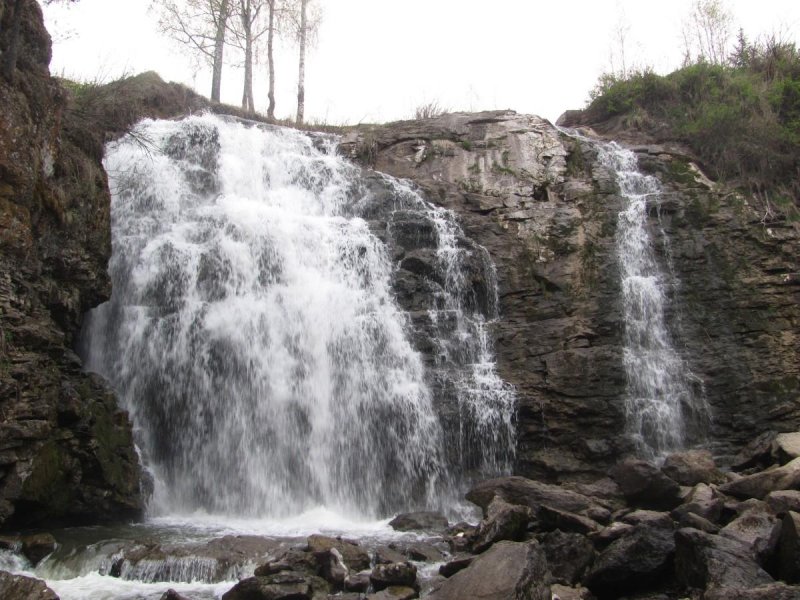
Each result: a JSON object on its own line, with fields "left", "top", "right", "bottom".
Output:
{"left": 80, "top": 114, "right": 515, "bottom": 520}
{"left": 595, "top": 141, "right": 708, "bottom": 459}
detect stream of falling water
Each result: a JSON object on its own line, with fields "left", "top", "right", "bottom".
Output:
{"left": 19, "top": 113, "right": 517, "bottom": 599}
{"left": 78, "top": 114, "right": 514, "bottom": 520}
{"left": 595, "top": 141, "right": 708, "bottom": 459}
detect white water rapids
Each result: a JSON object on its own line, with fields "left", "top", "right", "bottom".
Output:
{"left": 80, "top": 113, "right": 514, "bottom": 520}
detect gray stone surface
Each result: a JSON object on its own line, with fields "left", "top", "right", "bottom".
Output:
{"left": 0, "top": 571, "right": 59, "bottom": 600}
{"left": 675, "top": 527, "right": 774, "bottom": 591}
{"left": 426, "top": 540, "right": 549, "bottom": 600}
{"left": 720, "top": 458, "right": 800, "bottom": 500}
{"left": 351, "top": 110, "right": 800, "bottom": 481}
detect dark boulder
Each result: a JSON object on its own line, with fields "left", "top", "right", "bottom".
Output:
{"left": 255, "top": 548, "right": 316, "bottom": 577}
{"left": 661, "top": 449, "right": 724, "bottom": 486}
{"left": 0, "top": 571, "right": 59, "bottom": 600}
{"left": 317, "top": 547, "right": 348, "bottom": 587}
{"left": 405, "top": 543, "right": 444, "bottom": 562}
{"left": 536, "top": 505, "right": 600, "bottom": 535}
{"left": 307, "top": 535, "right": 370, "bottom": 572}
{"left": 160, "top": 590, "right": 191, "bottom": 600}
{"left": 590, "top": 522, "right": 635, "bottom": 548}
{"left": 674, "top": 527, "right": 774, "bottom": 591}
{"left": 20, "top": 533, "right": 57, "bottom": 566}
{"left": 426, "top": 540, "right": 549, "bottom": 600}
{"left": 541, "top": 530, "right": 596, "bottom": 585}
{"left": 388, "top": 511, "right": 448, "bottom": 533}
{"left": 438, "top": 556, "right": 474, "bottom": 578}
{"left": 703, "top": 583, "right": 800, "bottom": 599}
{"left": 732, "top": 431, "right": 779, "bottom": 472}
{"left": 671, "top": 483, "right": 723, "bottom": 524}
{"left": 369, "top": 562, "right": 417, "bottom": 592}
{"left": 720, "top": 503, "right": 781, "bottom": 565}
{"left": 779, "top": 511, "right": 800, "bottom": 583}
{"left": 584, "top": 525, "right": 674, "bottom": 596}
{"left": 720, "top": 458, "right": 800, "bottom": 500}
{"left": 221, "top": 571, "right": 328, "bottom": 600}
{"left": 374, "top": 546, "right": 407, "bottom": 565}
{"left": 472, "top": 496, "right": 531, "bottom": 552}
{"left": 608, "top": 459, "right": 682, "bottom": 510}
{"left": 619, "top": 510, "right": 673, "bottom": 530}
{"left": 767, "top": 491, "right": 800, "bottom": 516}
{"left": 466, "top": 476, "right": 595, "bottom": 515}
{"left": 366, "top": 587, "right": 417, "bottom": 600}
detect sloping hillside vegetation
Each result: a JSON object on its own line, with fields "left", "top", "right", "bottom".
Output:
{"left": 577, "top": 38, "right": 800, "bottom": 220}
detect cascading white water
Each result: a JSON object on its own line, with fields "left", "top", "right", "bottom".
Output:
{"left": 81, "top": 113, "right": 514, "bottom": 521}
{"left": 596, "top": 141, "right": 707, "bottom": 459}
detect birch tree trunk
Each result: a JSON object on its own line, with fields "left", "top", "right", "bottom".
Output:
{"left": 295, "top": 0, "right": 307, "bottom": 124}
{"left": 266, "top": 0, "right": 276, "bottom": 119}
{"left": 211, "top": 0, "right": 229, "bottom": 102}
{"left": 239, "top": 0, "right": 254, "bottom": 112}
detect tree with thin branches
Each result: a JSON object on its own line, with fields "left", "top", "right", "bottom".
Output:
{"left": 681, "top": 0, "right": 733, "bottom": 65}
{"left": 152, "top": 0, "right": 231, "bottom": 102}
{"left": 288, "top": 0, "right": 319, "bottom": 124}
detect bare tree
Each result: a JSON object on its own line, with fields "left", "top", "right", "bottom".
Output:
{"left": 289, "top": 0, "right": 319, "bottom": 124}
{"left": 152, "top": 0, "right": 231, "bottom": 102}
{"left": 295, "top": 0, "right": 307, "bottom": 124}
{"left": 229, "top": 0, "right": 258, "bottom": 111}
{"left": 681, "top": 0, "right": 734, "bottom": 65}
{"left": 609, "top": 5, "right": 632, "bottom": 79}
{"left": 265, "top": 0, "right": 277, "bottom": 119}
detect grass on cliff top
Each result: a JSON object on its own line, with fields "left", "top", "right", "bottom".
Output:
{"left": 58, "top": 71, "right": 360, "bottom": 159}
{"left": 584, "top": 38, "right": 800, "bottom": 217}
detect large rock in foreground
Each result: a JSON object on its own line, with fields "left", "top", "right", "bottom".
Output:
{"left": 675, "top": 527, "right": 775, "bottom": 591}
{"left": 0, "top": 571, "right": 58, "bottom": 600}
{"left": 584, "top": 525, "right": 675, "bottom": 595}
{"left": 720, "top": 458, "right": 800, "bottom": 500}
{"left": 426, "top": 540, "right": 549, "bottom": 600}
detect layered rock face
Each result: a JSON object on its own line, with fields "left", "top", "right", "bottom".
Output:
{"left": 343, "top": 110, "right": 799, "bottom": 480}
{"left": 0, "top": 0, "right": 143, "bottom": 528}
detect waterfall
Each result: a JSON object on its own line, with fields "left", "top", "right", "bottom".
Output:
{"left": 81, "top": 114, "right": 514, "bottom": 520}
{"left": 595, "top": 141, "right": 708, "bottom": 459}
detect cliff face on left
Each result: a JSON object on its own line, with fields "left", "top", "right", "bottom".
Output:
{"left": 0, "top": 0, "right": 143, "bottom": 529}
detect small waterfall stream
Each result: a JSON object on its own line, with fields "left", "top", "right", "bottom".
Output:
{"left": 595, "top": 141, "right": 708, "bottom": 459}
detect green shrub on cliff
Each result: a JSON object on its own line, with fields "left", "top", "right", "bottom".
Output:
{"left": 585, "top": 38, "right": 800, "bottom": 214}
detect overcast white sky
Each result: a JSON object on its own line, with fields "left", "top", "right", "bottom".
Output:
{"left": 41, "top": 0, "right": 800, "bottom": 125}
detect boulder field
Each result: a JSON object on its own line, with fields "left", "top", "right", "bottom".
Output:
{"left": 8, "top": 434, "right": 800, "bottom": 599}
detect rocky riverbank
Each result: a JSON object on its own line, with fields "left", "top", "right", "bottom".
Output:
{"left": 5, "top": 431, "right": 800, "bottom": 598}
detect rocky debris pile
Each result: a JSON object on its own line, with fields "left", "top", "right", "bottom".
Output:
{"left": 215, "top": 436, "right": 800, "bottom": 599}
{"left": 5, "top": 433, "right": 800, "bottom": 598}
{"left": 220, "top": 531, "right": 446, "bottom": 600}
{"left": 427, "top": 438, "right": 800, "bottom": 599}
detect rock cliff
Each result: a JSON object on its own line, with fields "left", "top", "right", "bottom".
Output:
{"left": 0, "top": 0, "right": 143, "bottom": 528}
{"left": 342, "top": 109, "right": 799, "bottom": 480}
